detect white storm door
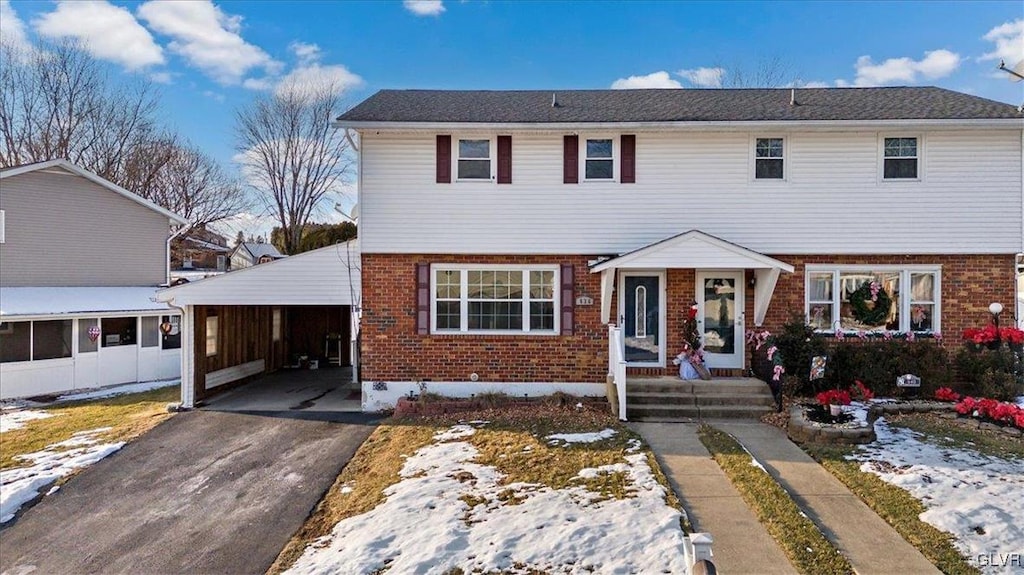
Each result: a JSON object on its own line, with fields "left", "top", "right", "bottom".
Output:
{"left": 696, "top": 270, "right": 745, "bottom": 369}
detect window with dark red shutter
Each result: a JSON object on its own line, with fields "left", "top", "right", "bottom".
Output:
{"left": 436, "top": 135, "right": 452, "bottom": 184}
{"left": 563, "top": 135, "right": 579, "bottom": 184}
{"left": 497, "top": 135, "right": 512, "bottom": 184}
{"left": 621, "top": 134, "right": 636, "bottom": 183}
{"left": 560, "top": 263, "right": 574, "bottom": 335}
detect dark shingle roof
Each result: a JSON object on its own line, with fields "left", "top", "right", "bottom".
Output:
{"left": 337, "top": 87, "right": 1021, "bottom": 124}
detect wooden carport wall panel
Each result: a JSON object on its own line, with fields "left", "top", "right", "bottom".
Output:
{"left": 192, "top": 305, "right": 286, "bottom": 399}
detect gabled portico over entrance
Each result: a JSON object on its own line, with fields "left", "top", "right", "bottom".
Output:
{"left": 591, "top": 230, "right": 794, "bottom": 373}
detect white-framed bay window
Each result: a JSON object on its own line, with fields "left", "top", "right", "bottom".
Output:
{"left": 431, "top": 264, "right": 558, "bottom": 334}
{"left": 805, "top": 265, "right": 941, "bottom": 333}
{"left": 455, "top": 137, "right": 493, "bottom": 181}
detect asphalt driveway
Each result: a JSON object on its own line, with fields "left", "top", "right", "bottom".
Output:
{"left": 0, "top": 408, "right": 377, "bottom": 575}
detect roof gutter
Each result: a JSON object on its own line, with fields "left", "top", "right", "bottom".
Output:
{"left": 333, "top": 118, "right": 1024, "bottom": 132}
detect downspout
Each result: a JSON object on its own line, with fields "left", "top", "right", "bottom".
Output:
{"left": 165, "top": 223, "right": 190, "bottom": 287}
{"left": 161, "top": 297, "right": 193, "bottom": 409}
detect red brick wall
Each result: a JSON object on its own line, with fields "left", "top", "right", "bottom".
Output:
{"left": 361, "top": 253, "right": 1017, "bottom": 383}
{"left": 361, "top": 254, "right": 608, "bottom": 383}
{"left": 761, "top": 254, "right": 1018, "bottom": 342}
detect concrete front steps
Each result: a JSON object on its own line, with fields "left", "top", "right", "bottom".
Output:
{"left": 626, "top": 376, "right": 775, "bottom": 421}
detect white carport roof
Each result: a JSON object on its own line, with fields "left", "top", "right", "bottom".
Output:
{"left": 156, "top": 240, "right": 360, "bottom": 307}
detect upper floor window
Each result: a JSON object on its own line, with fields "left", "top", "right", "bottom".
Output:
{"left": 883, "top": 137, "right": 918, "bottom": 179}
{"left": 457, "top": 139, "right": 492, "bottom": 180}
{"left": 755, "top": 138, "right": 784, "bottom": 179}
{"left": 585, "top": 139, "right": 614, "bottom": 180}
{"left": 432, "top": 265, "right": 558, "bottom": 334}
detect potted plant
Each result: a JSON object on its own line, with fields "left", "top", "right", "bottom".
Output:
{"left": 817, "top": 388, "right": 851, "bottom": 416}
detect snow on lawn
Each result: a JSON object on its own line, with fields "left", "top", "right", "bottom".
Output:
{"left": 56, "top": 379, "right": 178, "bottom": 402}
{"left": 285, "top": 425, "right": 688, "bottom": 575}
{"left": 546, "top": 428, "right": 617, "bottom": 444}
{"left": 848, "top": 407, "right": 1024, "bottom": 573}
{"left": 0, "top": 409, "right": 55, "bottom": 433}
{"left": 0, "top": 428, "right": 125, "bottom": 523}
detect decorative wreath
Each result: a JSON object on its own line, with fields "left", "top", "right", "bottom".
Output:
{"left": 849, "top": 281, "right": 892, "bottom": 326}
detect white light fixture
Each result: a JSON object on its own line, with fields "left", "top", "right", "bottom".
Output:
{"left": 989, "top": 302, "right": 1004, "bottom": 315}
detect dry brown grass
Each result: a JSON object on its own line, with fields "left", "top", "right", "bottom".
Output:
{"left": 267, "top": 402, "right": 687, "bottom": 574}
{"left": 1, "top": 386, "right": 178, "bottom": 470}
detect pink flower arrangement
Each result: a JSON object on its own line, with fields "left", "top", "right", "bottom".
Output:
{"left": 834, "top": 328, "right": 845, "bottom": 341}
{"left": 868, "top": 281, "right": 881, "bottom": 302}
{"left": 817, "top": 388, "right": 852, "bottom": 407}
{"left": 882, "top": 330, "right": 893, "bottom": 341}
{"left": 767, "top": 345, "right": 778, "bottom": 361}
{"left": 772, "top": 364, "right": 785, "bottom": 382}
{"left": 934, "top": 387, "right": 961, "bottom": 402}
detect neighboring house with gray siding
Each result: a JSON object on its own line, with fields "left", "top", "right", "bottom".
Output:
{"left": 0, "top": 160, "right": 189, "bottom": 399}
{"left": 230, "top": 241, "right": 286, "bottom": 269}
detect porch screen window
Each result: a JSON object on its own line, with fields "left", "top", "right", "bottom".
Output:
{"left": 206, "top": 314, "right": 218, "bottom": 357}
{"left": 457, "top": 139, "right": 491, "bottom": 180}
{"left": 806, "top": 267, "right": 940, "bottom": 333}
{"left": 78, "top": 318, "right": 99, "bottom": 353}
{"left": 585, "top": 139, "right": 613, "bottom": 180}
{"left": 883, "top": 137, "right": 918, "bottom": 179}
{"left": 0, "top": 321, "right": 31, "bottom": 363}
{"left": 161, "top": 315, "right": 181, "bottom": 350}
{"left": 432, "top": 266, "right": 557, "bottom": 333}
{"left": 142, "top": 316, "right": 160, "bottom": 348}
{"left": 755, "top": 138, "right": 784, "bottom": 179}
{"left": 32, "top": 320, "right": 72, "bottom": 360}
{"left": 102, "top": 317, "right": 137, "bottom": 347}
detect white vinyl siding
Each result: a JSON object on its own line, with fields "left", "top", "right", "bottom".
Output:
{"left": 359, "top": 129, "right": 1023, "bottom": 255}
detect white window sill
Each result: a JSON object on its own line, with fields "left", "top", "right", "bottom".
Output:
{"left": 430, "top": 330, "right": 560, "bottom": 336}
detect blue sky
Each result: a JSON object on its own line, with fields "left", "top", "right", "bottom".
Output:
{"left": 2, "top": 0, "right": 1022, "bottom": 232}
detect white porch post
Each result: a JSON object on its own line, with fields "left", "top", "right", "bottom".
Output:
{"left": 753, "top": 268, "right": 782, "bottom": 327}
{"left": 179, "top": 305, "right": 195, "bottom": 408}
{"left": 600, "top": 268, "right": 615, "bottom": 324}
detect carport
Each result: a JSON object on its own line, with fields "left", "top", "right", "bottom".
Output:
{"left": 155, "top": 240, "right": 360, "bottom": 408}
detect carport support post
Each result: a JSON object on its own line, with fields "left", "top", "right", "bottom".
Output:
{"left": 179, "top": 305, "right": 195, "bottom": 408}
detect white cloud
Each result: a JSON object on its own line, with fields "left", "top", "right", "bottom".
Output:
{"left": 202, "top": 90, "right": 225, "bottom": 103}
{"left": 137, "top": 0, "right": 280, "bottom": 85}
{"left": 33, "top": 0, "right": 164, "bottom": 70}
{"left": 850, "top": 49, "right": 961, "bottom": 87}
{"left": 677, "top": 67, "right": 725, "bottom": 88}
{"left": 289, "top": 41, "right": 321, "bottom": 65}
{"left": 798, "top": 80, "right": 830, "bottom": 88}
{"left": 150, "top": 71, "right": 173, "bottom": 84}
{"left": 611, "top": 71, "right": 682, "bottom": 89}
{"left": 0, "top": 0, "right": 31, "bottom": 53}
{"left": 275, "top": 63, "right": 363, "bottom": 98}
{"left": 981, "top": 19, "right": 1024, "bottom": 63}
{"left": 404, "top": 0, "right": 445, "bottom": 16}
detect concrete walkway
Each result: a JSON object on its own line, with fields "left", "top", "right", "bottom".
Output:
{"left": 714, "top": 421, "right": 941, "bottom": 575}
{"left": 630, "top": 422, "right": 798, "bottom": 575}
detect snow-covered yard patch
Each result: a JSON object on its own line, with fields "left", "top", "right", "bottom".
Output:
{"left": 850, "top": 414, "right": 1024, "bottom": 573}
{"left": 0, "top": 409, "right": 56, "bottom": 433}
{"left": 546, "top": 428, "right": 617, "bottom": 444}
{"left": 283, "top": 423, "right": 687, "bottom": 575}
{"left": 56, "top": 379, "right": 178, "bottom": 402}
{"left": 0, "top": 428, "right": 125, "bottom": 523}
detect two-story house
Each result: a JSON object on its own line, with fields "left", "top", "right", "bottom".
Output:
{"left": 0, "top": 160, "right": 188, "bottom": 399}
{"left": 334, "top": 87, "right": 1023, "bottom": 409}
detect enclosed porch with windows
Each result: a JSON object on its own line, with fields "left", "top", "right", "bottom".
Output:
{"left": 589, "top": 230, "right": 794, "bottom": 421}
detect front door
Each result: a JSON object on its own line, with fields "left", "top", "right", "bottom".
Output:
{"left": 696, "top": 271, "right": 745, "bottom": 369}
{"left": 620, "top": 272, "right": 665, "bottom": 366}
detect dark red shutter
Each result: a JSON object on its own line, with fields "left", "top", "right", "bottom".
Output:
{"left": 497, "top": 135, "right": 512, "bottom": 184}
{"left": 416, "top": 263, "right": 430, "bottom": 334}
{"left": 563, "top": 135, "right": 579, "bottom": 184}
{"left": 620, "top": 134, "right": 636, "bottom": 183}
{"left": 560, "top": 264, "right": 574, "bottom": 335}
{"left": 436, "top": 135, "right": 451, "bottom": 184}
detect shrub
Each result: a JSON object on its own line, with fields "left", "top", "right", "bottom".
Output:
{"left": 822, "top": 339, "right": 951, "bottom": 397}
{"left": 954, "top": 346, "right": 1022, "bottom": 401}
{"left": 757, "top": 314, "right": 828, "bottom": 392}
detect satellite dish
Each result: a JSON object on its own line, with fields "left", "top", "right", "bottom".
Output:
{"left": 998, "top": 59, "right": 1024, "bottom": 83}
